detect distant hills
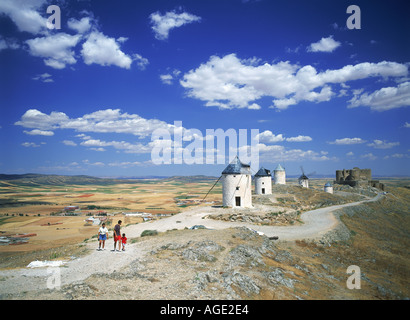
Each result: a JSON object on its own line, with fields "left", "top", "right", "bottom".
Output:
{"left": 163, "top": 175, "right": 219, "bottom": 182}
{"left": 0, "top": 173, "right": 219, "bottom": 186}
{"left": 0, "top": 173, "right": 406, "bottom": 187}
{"left": 0, "top": 173, "right": 125, "bottom": 186}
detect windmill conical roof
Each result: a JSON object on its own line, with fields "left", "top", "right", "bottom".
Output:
{"left": 255, "top": 167, "right": 271, "bottom": 177}
{"left": 274, "top": 164, "right": 285, "bottom": 171}
{"left": 222, "top": 156, "right": 251, "bottom": 175}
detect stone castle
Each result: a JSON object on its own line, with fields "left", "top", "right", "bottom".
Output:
{"left": 334, "top": 167, "right": 385, "bottom": 191}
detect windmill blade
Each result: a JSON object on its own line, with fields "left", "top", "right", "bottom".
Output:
{"left": 300, "top": 166, "right": 305, "bottom": 174}
{"left": 307, "top": 171, "right": 316, "bottom": 177}
{"left": 202, "top": 175, "right": 222, "bottom": 202}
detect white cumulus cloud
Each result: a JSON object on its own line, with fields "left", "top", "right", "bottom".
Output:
{"left": 24, "top": 129, "right": 54, "bottom": 136}
{"left": 180, "top": 54, "right": 408, "bottom": 110}
{"left": 348, "top": 81, "right": 410, "bottom": 111}
{"left": 160, "top": 74, "right": 174, "bottom": 85}
{"left": 0, "top": 0, "right": 48, "bottom": 34}
{"left": 80, "top": 138, "right": 154, "bottom": 154}
{"left": 257, "top": 143, "right": 335, "bottom": 162}
{"left": 150, "top": 10, "right": 201, "bottom": 40}
{"left": 15, "top": 109, "right": 69, "bottom": 130}
{"left": 26, "top": 33, "right": 82, "bottom": 69}
{"left": 67, "top": 16, "right": 93, "bottom": 34}
{"left": 32, "top": 73, "right": 53, "bottom": 83}
{"left": 361, "top": 153, "right": 377, "bottom": 161}
{"left": 15, "top": 108, "right": 175, "bottom": 138}
{"left": 22, "top": 142, "right": 41, "bottom": 148}
{"left": 62, "top": 140, "right": 77, "bottom": 146}
{"left": 307, "top": 35, "right": 341, "bottom": 53}
{"left": 286, "top": 135, "right": 312, "bottom": 142}
{"left": 367, "top": 140, "right": 399, "bottom": 149}
{"left": 256, "top": 131, "right": 312, "bottom": 143}
{"left": 328, "top": 137, "right": 367, "bottom": 145}
{"left": 81, "top": 31, "right": 135, "bottom": 69}
{"left": 132, "top": 53, "right": 149, "bottom": 70}
{"left": 255, "top": 131, "right": 285, "bottom": 143}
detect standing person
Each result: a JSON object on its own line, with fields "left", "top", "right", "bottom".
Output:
{"left": 98, "top": 223, "right": 109, "bottom": 251}
{"left": 121, "top": 233, "right": 127, "bottom": 251}
{"left": 113, "top": 220, "right": 122, "bottom": 252}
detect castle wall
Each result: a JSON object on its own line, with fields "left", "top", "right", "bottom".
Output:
{"left": 336, "top": 170, "right": 344, "bottom": 181}
{"left": 335, "top": 168, "right": 372, "bottom": 182}
{"left": 334, "top": 167, "right": 384, "bottom": 190}
{"left": 360, "top": 169, "right": 372, "bottom": 180}
{"left": 370, "top": 181, "right": 385, "bottom": 191}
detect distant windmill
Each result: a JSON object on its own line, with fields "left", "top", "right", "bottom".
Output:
{"left": 273, "top": 164, "right": 286, "bottom": 185}
{"left": 254, "top": 167, "right": 272, "bottom": 195}
{"left": 298, "top": 166, "right": 309, "bottom": 188}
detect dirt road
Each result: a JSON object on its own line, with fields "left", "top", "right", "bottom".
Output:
{"left": 124, "top": 193, "right": 383, "bottom": 240}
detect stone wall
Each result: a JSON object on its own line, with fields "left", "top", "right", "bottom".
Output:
{"left": 334, "top": 167, "right": 384, "bottom": 190}
{"left": 336, "top": 167, "right": 372, "bottom": 182}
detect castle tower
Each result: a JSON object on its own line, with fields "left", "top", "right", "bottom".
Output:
{"left": 298, "top": 174, "right": 309, "bottom": 188}
{"left": 324, "top": 182, "right": 333, "bottom": 194}
{"left": 221, "top": 156, "right": 252, "bottom": 208}
{"left": 254, "top": 167, "right": 272, "bottom": 195}
{"left": 273, "top": 164, "right": 286, "bottom": 185}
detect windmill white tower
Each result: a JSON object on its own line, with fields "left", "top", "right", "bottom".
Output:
{"left": 273, "top": 164, "right": 286, "bottom": 185}
{"left": 254, "top": 167, "right": 272, "bottom": 195}
{"left": 324, "top": 182, "right": 333, "bottom": 194}
{"left": 298, "top": 166, "right": 309, "bottom": 188}
{"left": 221, "top": 156, "right": 252, "bottom": 208}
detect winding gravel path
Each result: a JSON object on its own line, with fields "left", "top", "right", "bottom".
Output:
{"left": 0, "top": 193, "right": 382, "bottom": 296}
{"left": 124, "top": 193, "right": 382, "bottom": 240}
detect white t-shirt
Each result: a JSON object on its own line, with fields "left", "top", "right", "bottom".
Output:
{"left": 99, "top": 226, "right": 108, "bottom": 235}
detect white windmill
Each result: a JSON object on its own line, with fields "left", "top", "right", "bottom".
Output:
{"left": 254, "top": 167, "right": 272, "bottom": 195}
{"left": 221, "top": 156, "right": 252, "bottom": 208}
{"left": 298, "top": 166, "right": 309, "bottom": 188}
{"left": 273, "top": 164, "right": 286, "bottom": 185}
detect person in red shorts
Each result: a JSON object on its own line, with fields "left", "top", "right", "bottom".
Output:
{"left": 121, "top": 233, "right": 127, "bottom": 251}
{"left": 113, "top": 220, "right": 122, "bottom": 252}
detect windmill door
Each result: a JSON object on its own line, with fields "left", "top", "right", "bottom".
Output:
{"left": 235, "top": 196, "right": 241, "bottom": 207}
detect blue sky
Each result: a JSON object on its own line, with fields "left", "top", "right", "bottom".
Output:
{"left": 0, "top": 0, "right": 409, "bottom": 177}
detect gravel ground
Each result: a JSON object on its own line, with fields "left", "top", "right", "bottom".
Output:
{"left": 123, "top": 193, "right": 382, "bottom": 241}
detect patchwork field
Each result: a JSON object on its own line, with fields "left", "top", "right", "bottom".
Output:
{"left": 0, "top": 178, "right": 222, "bottom": 215}
{"left": 0, "top": 176, "right": 222, "bottom": 256}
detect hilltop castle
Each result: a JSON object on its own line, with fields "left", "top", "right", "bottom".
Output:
{"left": 334, "top": 167, "right": 385, "bottom": 191}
